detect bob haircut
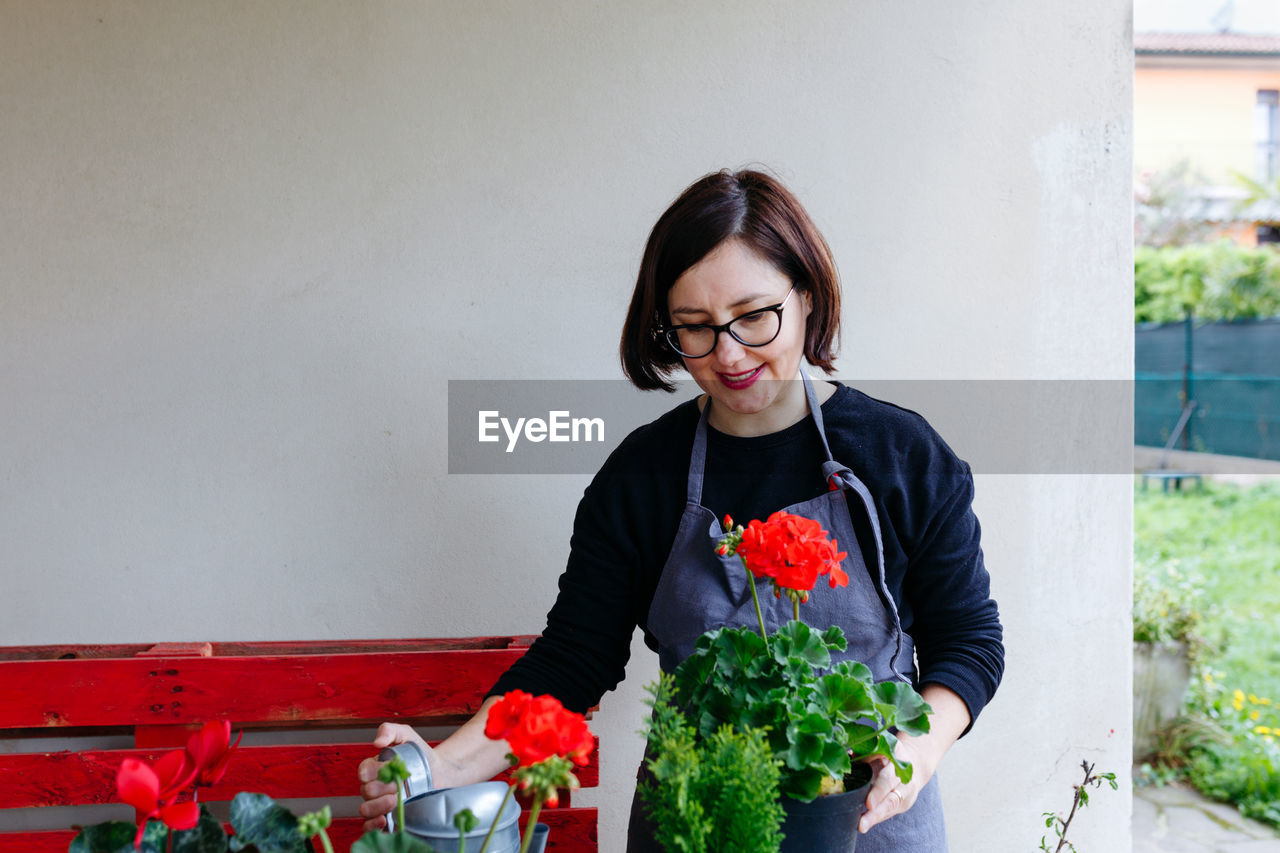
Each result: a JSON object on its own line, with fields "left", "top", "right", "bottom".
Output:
{"left": 620, "top": 169, "right": 841, "bottom": 392}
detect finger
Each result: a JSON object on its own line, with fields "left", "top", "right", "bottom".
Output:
{"left": 357, "top": 757, "right": 386, "bottom": 785}
{"left": 372, "top": 722, "right": 413, "bottom": 748}
{"left": 864, "top": 764, "right": 898, "bottom": 811}
{"left": 859, "top": 788, "right": 902, "bottom": 834}
{"left": 360, "top": 779, "right": 397, "bottom": 801}
{"left": 358, "top": 791, "right": 398, "bottom": 821}
{"left": 362, "top": 814, "right": 388, "bottom": 833}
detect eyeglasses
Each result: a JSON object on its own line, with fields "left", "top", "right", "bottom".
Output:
{"left": 661, "top": 286, "right": 796, "bottom": 358}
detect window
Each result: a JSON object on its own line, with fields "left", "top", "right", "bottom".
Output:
{"left": 1257, "top": 90, "right": 1280, "bottom": 181}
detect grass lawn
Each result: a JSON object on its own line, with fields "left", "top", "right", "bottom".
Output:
{"left": 1136, "top": 478, "right": 1280, "bottom": 825}
{"left": 1135, "top": 479, "right": 1280, "bottom": 703}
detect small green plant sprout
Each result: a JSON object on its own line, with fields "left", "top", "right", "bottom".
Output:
{"left": 378, "top": 756, "right": 412, "bottom": 838}
{"left": 1039, "top": 760, "right": 1118, "bottom": 852}
{"left": 455, "top": 808, "right": 479, "bottom": 853}
{"left": 297, "top": 805, "right": 335, "bottom": 853}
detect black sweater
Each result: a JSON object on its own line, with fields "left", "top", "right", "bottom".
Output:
{"left": 490, "top": 382, "right": 1004, "bottom": 728}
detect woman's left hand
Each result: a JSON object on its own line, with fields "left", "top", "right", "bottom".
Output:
{"left": 856, "top": 683, "right": 972, "bottom": 834}
{"left": 857, "top": 737, "right": 933, "bottom": 834}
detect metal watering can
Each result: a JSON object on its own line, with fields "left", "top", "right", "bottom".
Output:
{"left": 380, "top": 742, "right": 549, "bottom": 853}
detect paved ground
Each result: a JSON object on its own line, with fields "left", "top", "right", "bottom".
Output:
{"left": 1135, "top": 780, "right": 1280, "bottom": 851}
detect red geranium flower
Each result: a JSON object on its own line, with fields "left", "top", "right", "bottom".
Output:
{"left": 185, "top": 720, "right": 242, "bottom": 787}
{"left": 116, "top": 751, "right": 199, "bottom": 848}
{"left": 735, "top": 510, "right": 848, "bottom": 594}
{"left": 485, "top": 691, "right": 594, "bottom": 768}
{"left": 484, "top": 689, "right": 533, "bottom": 742}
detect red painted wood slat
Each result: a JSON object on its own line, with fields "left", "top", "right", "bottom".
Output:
{"left": 0, "top": 741, "right": 600, "bottom": 809}
{"left": 0, "top": 649, "right": 524, "bottom": 729}
{"left": 0, "top": 636, "right": 536, "bottom": 662}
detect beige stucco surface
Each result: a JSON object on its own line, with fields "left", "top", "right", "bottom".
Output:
{"left": 1135, "top": 62, "right": 1280, "bottom": 181}
{"left": 0, "top": 2, "right": 1134, "bottom": 849}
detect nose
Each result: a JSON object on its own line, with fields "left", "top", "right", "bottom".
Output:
{"left": 710, "top": 328, "right": 748, "bottom": 365}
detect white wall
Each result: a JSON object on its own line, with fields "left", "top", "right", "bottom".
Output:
{"left": 0, "top": 2, "right": 1134, "bottom": 850}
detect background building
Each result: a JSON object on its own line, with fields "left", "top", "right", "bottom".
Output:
{"left": 1135, "top": 1, "right": 1280, "bottom": 243}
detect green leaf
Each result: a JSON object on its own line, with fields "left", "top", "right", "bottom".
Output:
{"left": 69, "top": 821, "right": 149, "bottom": 853}
{"left": 454, "top": 807, "right": 479, "bottom": 835}
{"left": 816, "top": 672, "right": 873, "bottom": 720}
{"left": 770, "top": 621, "right": 830, "bottom": 669}
{"left": 711, "top": 627, "right": 768, "bottom": 681}
{"left": 350, "top": 832, "right": 436, "bottom": 853}
{"left": 785, "top": 712, "right": 834, "bottom": 770}
{"left": 870, "top": 681, "right": 933, "bottom": 735}
{"left": 820, "top": 624, "right": 848, "bottom": 652}
{"left": 172, "top": 807, "right": 230, "bottom": 853}
{"left": 832, "top": 659, "right": 873, "bottom": 685}
{"left": 228, "top": 792, "right": 310, "bottom": 853}
{"left": 778, "top": 766, "right": 827, "bottom": 802}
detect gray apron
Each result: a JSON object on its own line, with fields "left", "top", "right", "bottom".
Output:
{"left": 627, "top": 374, "right": 948, "bottom": 852}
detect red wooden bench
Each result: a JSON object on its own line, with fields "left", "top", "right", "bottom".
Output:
{"left": 0, "top": 637, "right": 598, "bottom": 852}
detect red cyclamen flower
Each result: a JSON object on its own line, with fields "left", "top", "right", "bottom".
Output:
{"left": 185, "top": 720, "right": 242, "bottom": 787}
{"left": 116, "top": 751, "right": 199, "bottom": 848}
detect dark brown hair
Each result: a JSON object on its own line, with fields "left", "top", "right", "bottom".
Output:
{"left": 620, "top": 169, "right": 841, "bottom": 391}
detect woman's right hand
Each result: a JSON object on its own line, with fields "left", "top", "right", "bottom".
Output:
{"left": 357, "top": 723, "right": 434, "bottom": 832}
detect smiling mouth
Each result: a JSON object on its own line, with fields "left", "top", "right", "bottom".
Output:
{"left": 717, "top": 366, "right": 764, "bottom": 389}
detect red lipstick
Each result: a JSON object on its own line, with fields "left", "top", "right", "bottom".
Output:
{"left": 717, "top": 366, "right": 764, "bottom": 390}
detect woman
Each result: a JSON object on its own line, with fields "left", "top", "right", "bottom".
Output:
{"left": 359, "top": 169, "right": 1004, "bottom": 850}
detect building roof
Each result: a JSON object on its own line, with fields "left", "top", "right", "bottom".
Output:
{"left": 1136, "top": 32, "right": 1280, "bottom": 56}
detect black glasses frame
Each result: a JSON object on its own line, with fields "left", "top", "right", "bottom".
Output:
{"left": 660, "top": 286, "right": 797, "bottom": 358}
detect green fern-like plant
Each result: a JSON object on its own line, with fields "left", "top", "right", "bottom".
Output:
{"left": 640, "top": 675, "right": 785, "bottom": 853}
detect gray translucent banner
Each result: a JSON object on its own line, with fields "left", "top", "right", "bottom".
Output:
{"left": 447, "top": 379, "right": 1146, "bottom": 475}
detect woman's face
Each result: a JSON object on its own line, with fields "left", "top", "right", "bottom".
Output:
{"left": 666, "top": 239, "right": 811, "bottom": 436}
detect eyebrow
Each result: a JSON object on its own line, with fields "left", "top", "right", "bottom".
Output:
{"left": 668, "top": 291, "right": 780, "bottom": 319}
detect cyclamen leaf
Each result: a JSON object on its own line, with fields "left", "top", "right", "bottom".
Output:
{"left": 172, "top": 808, "right": 229, "bottom": 853}
{"left": 351, "top": 833, "right": 436, "bottom": 853}
{"left": 228, "top": 792, "right": 309, "bottom": 853}
{"left": 69, "top": 821, "right": 152, "bottom": 853}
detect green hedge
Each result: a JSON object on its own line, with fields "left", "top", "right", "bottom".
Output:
{"left": 1136, "top": 242, "right": 1280, "bottom": 324}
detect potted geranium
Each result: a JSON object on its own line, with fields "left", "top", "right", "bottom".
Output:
{"left": 68, "top": 695, "right": 591, "bottom": 853}
{"left": 1133, "top": 557, "right": 1207, "bottom": 760}
{"left": 643, "top": 511, "right": 933, "bottom": 852}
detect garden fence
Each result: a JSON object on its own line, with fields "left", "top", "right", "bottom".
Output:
{"left": 1136, "top": 317, "right": 1280, "bottom": 461}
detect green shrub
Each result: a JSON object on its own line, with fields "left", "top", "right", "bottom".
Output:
{"left": 1135, "top": 242, "right": 1280, "bottom": 323}
{"left": 1185, "top": 678, "right": 1280, "bottom": 826}
{"left": 639, "top": 675, "right": 786, "bottom": 853}
{"left": 1133, "top": 558, "right": 1206, "bottom": 649}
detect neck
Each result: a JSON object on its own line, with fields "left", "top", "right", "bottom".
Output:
{"left": 705, "top": 377, "right": 815, "bottom": 437}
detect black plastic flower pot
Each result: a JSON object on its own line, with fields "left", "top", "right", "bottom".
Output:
{"left": 779, "top": 768, "right": 872, "bottom": 853}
